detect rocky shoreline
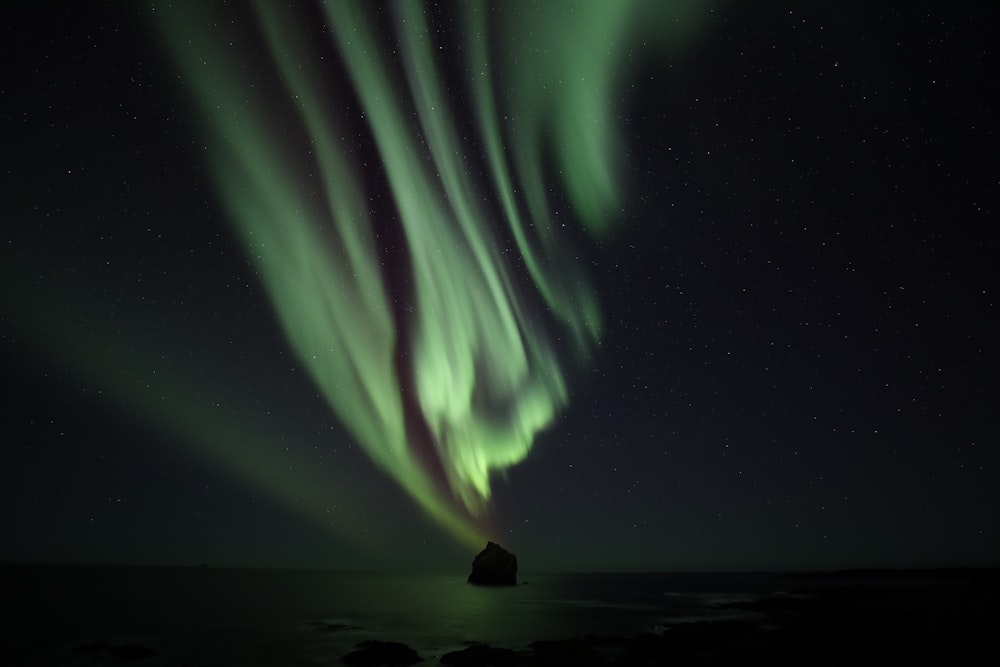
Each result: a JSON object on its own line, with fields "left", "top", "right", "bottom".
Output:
{"left": 16, "top": 568, "right": 998, "bottom": 666}
{"left": 340, "top": 570, "right": 999, "bottom": 666}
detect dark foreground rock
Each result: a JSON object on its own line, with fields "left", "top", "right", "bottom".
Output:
{"left": 341, "top": 640, "right": 422, "bottom": 666}
{"left": 73, "top": 642, "right": 157, "bottom": 662}
{"left": 440, "top": 643, "right": 525, "bottom": 665}
{"left": 444, "top": 571, "right": 1000, "bottom": 666}
{"left": 468, "top": 541, "right": 517, "bottom": 586}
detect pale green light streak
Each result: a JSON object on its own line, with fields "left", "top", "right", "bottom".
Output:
{"left": 323, "top": 1, "right": 567, "bottom": 514}
{"left": 153, "top": 1, "right": 486, "bottom": 549}
{"left": 463, "top": 0, "right": 716, "bottom": 348}
{"left": 462, "top": 2, "right": 602, "bottom": 352}
{"left": 2, "top": 265, "right": 376, "bottom": 544}
{"left": 148, "top": 0, "right": 715, "bottom": 547}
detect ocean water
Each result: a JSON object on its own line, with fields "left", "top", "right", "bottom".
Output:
{"left": 3, "top": 564, "right": 798, "bottom": 666}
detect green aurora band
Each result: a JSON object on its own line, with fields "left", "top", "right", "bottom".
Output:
{"left": 149, "top": 0, "right": 713, "bottom": 548}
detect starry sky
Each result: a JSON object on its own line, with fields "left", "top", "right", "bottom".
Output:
{"left": 2, "top": 1, "right": 997, "bottom": 573}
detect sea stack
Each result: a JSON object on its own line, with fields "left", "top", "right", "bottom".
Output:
{"left": 467, "top": 541, "right": 518, "bottom": 586}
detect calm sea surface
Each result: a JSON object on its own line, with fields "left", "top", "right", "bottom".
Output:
{"left": 3, "top": 564, "right": 813, "bottom": 665}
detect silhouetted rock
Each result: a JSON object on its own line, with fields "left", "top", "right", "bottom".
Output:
{"left": 468, "top": 541, "right": 517, "bottom": 586}
{"left": 529, "top": 638, "right": 607, "bottom": 665}
{"left": 73, "top": 642, "right": 157, "bottom": 662}
{"left": 441, "top": 643, "right": 526, "bottom": 665}
{"left": 341, "top": 640, "right": 421, "bottom": 665}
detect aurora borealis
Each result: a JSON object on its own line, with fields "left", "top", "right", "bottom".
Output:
{"left": 2, "top": 1, "right": 997, "bottom": 572}
{"left": 145, "top": 0, "right": 713, "bottom": 547}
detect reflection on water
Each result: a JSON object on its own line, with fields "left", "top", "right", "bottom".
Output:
{"left": 4, "top": 565, "right": 783, "bottom": 665}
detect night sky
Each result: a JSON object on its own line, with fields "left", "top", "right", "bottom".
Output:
{"left": 2, "top": 1, "right": 997, "bottom": 573}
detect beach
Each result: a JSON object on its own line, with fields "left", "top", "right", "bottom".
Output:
{"left": 3, "top": 564, "right": 997, "bottom": 665}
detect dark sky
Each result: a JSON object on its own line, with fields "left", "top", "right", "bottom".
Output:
{"left": 2, "top": 1, "right": 997, "bottom": 573}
